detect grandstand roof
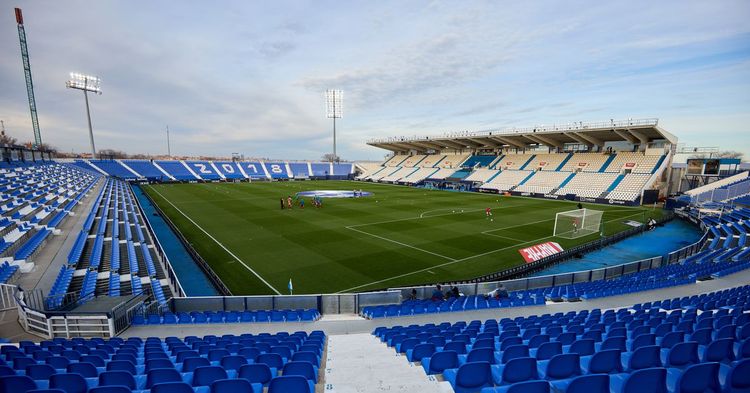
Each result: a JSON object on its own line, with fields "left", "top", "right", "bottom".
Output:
{"left": 367, "top": 118, "right": 678, "bottom": 153}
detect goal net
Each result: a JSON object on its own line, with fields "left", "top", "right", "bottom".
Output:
{"left": 554, "top": 208, "right": 603, "bottom": 239}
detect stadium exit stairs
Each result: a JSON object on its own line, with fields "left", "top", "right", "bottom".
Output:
{"left": 323, "top": 333, "right": 453, "bottom": 393}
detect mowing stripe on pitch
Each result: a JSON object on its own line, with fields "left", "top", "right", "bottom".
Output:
{"left": 337, "top": 211, "right": 647, "bottom": 293}
{"left": 148, "top": 185, "right": 282, "bottom": 295}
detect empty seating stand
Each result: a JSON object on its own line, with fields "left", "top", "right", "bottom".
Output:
{"left": 372, "top": 284, "right": 750, "bottom": 393}
{"left": 0, "top": 330, "right": 326, "bottom": 393}
{"left": 131, "top": 309, "right": 321, "bottom": 325}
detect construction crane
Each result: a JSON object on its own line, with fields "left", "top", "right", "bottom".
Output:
{"left": 15, "top": 8, "right": 42, "bottom": 147}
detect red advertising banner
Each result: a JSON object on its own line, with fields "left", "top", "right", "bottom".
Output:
{"left": 518, "top": 242, "right": 564, "bottom": 263}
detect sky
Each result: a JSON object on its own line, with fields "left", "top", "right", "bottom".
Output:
{"left": 0, "top": 0, "right": 749, "bottom": 161}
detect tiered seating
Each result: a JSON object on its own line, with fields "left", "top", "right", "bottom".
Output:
{"left": 51, "top": 178, "right": 173, "bottom": 309}
{"left": 493, "top": 154, "right": 535, "bottom": 170}
{"left": 462, "top": 155, "right": 497, "bottom": 169}
{"left": 522, "top": 154, "right": 571, "bottom": 172}
{"left": 0, "top": 330, "right": 327, "bottom": 393}
{"left": 480, "top": 170, "right": 533, "bottom": 192}
{"left": 383, "top": 155, "right": 407, "bottom": 167}
{"left": 402, "top": 168, "right": 440, "bottom": 184}
{"left": 606, "top": 174, "right": 651, "bottom": 201}
{"left": 355, "top": 163, "right": 384, "bottom": 180}
{"left": 465, "top": 169, "right": 500, "bottom": 183}
{"left": 514, "top": 172, "right": 572, "bottom": 194}
{"left": 0, "top": 162, "right": 100, "bottom": 268}
{"left": 0, "top": 261, "right": 19, "bottom": 284}
{"left": 555, "top": 173, "right": 619, "bottom": 198}
{"left": 558, "top": 153, "right": 612, "bottom": 173}
{"left": 263, "top": 162, "right": 289, "bottom": 179}
{"left": 428, "top": 168, "right": 459, "bottom": 180}
{"left": 184, "top": 161, "right": 222, "bottom": 180}
{"left": 88, "top": 160, "right": 135, "bottom": 178}
{"left": 372, "top": 284, "right": 750, "bottom": 393}
{"left": 380, "top": 167, "right": 416, "bottom": 182}
{"left": 310, "top": 163, "right": 330, "bottom": 177}
{"left": 122, "top": 160, "right": 165, "bottom": 180}
{"left": 212, "top": 162, "right": 244, "bottom": 180}
{"left": 400, "top": 155, "right": 427, "bottom": 167}
{"left": 439, "top": 155, "right": 469, "bottom": 169}
{"left": 604, "top": 152, "right": 664, "bottom": 174}
{"left": 155, "top": 161, "right": 197, "bottom": 181}
{"left": 419, "top": 155, "right": 444, "bottom": 168}
{"left": 132, "top": 309, "right": 321, "bottom": 325}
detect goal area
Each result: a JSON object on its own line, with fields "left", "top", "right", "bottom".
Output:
{"left": 553, "top": 208, "right": 603, "bottom": 239}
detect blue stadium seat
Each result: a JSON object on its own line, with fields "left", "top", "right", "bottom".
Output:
{"left": 0, "top": 375, "right": 37, "bottom": 393}
{"left": 422, "top": 350, "right": 459, "bottom": 375}
{"left": 580, "top": 349, "right": 623, "bottom": 374}
{"left": 282, "top": 361, "right": 318, "bottom": 383}
{"left": 609, "top": 367, "right": 668, "bottom": 393}
{"left": 666, "top": 362, "right": 721, "bottom": 393}
{"left": 88, "top": 387, "right": 131, "bottom": 393}
{"left": 267, "top": 375, "right": 314, "bottom": 393}
{"left": 210, "top": 378, "right": 263, "bottom": 393}
{"left": 49, "top": 373, "right": 88, "bottom": 393}
{"left": 490, "top": 357, "right": 538, "bottom": 385}
{"left": 482, "top": 381, "right": 550, "bottom": 393}
{"left": 146, "top": 368, "right": 183, "bottom": 388}
{"left": 444, "top": 361, "right": 493, "bottom": 393}
{"left": 150, "top": 382, "right": 195, "bottom": 393}
{"left": 238, "top": 364, "right": 275, "bottom": 386}
{"left": 98, "top": 370, "right": 137, "bottom": 389}
{"left": 720, "top": 358, "right": 750, "bottom": 392}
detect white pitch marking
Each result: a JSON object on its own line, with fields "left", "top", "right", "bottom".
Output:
{"left": 337, "top": 211, "right": 648, "bottom": 293}
{"left": 147, "top": 185, "right": 282, "bottom": 295}
{"left": 345, "top": 226, "right": 455, "bottom": 261}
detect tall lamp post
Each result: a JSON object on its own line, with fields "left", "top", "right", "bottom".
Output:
{"left": 66, "top": 73, "right": 101, "bottom": 159}
{"left": 325, "top": 89, "right": 342, "bottom": 162}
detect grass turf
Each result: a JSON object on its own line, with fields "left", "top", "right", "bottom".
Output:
{"left": 142, "top": 180, "right": 663, "bottom": 295}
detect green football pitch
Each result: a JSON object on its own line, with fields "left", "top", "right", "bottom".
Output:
{"left": 142, "top": 180, "right": 663, "bottom": 295}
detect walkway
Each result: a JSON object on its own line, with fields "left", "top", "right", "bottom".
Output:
{"left": 324, "top": 333, "right": 453, "bottom": 393}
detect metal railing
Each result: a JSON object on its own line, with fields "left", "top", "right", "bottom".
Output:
{"left": 368, "top": 118, "right": 659, "bottom": 144}
{"left": 691, "top": 178, "right": 750, "bottom": 205}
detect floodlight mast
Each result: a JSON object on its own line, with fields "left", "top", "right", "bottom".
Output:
{"left": 66, "top": 73, "right": 101, "bottom": 159}
{"left": 325, "top": 89, "right": 342, "bottom": 162}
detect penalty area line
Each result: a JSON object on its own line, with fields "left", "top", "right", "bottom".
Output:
{"left": 147, "top": 186, "right": 282, "bottom": 295}
{"left": 337, "top": 210, "right": 648, "bottom": 293}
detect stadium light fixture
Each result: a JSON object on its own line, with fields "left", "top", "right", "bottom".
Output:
{"left": 66, "top": 72, "right": 101, "bottom": 158}
{"left": 325, "top": 89, "right": 343, "bottom": 162}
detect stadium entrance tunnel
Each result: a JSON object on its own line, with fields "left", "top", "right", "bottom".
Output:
{"left": 296, "top": 190, "right": 373, "bottom": 198}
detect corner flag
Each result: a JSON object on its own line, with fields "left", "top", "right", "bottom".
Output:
{"left": 288, "top": 278, "right": 293, "bottom": 295}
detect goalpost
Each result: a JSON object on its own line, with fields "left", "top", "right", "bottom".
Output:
{"left": 554, "top": 208, "right": 603, "bottom": 239}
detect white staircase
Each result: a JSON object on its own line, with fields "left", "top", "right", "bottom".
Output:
{"left": 324, "top": 333, "right": 453, "bottom": 393}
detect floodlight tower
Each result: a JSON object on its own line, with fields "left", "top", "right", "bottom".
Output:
{"left": 15, "top": 8, "right": 42, "bottom": 147}
{"left": 325, "top": 89, "right": 343, "bottom": 162}
{"left": 66, "top": 73, "right": 101, "bottom": 158}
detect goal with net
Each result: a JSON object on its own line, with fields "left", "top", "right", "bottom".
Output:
{"left": 553, "top": 208, "right": 603, "bottom": 239}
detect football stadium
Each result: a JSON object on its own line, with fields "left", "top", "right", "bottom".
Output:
{"left": 0, "top": 2, "right": 749, "bottom": 393}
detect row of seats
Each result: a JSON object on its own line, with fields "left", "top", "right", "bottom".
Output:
{"left": 361, "top": 152, "right": 664, "bottom": 202}
{"left": 373, "top": 284, "right": 750, "bottom": 393}
{"left": 1, "top": 162, "right": 99, "bottom": 266}
{"left": 47, "top": 178, "right": 172, "bottom": 310}
{"left": 0, "top": 331, "right": 326, "bottom": 393}
{"left": 364, "top": 208, "right": 750, "bottom": 319}
{"left": 132, "top": 309, "right": 321, "bottom": 325}
{"left": 72, "top": 159, "right": 354, "bottom": 181}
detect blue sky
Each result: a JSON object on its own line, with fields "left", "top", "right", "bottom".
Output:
{"left": 1, "top": 0, "right": 749, "bottom": 161}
